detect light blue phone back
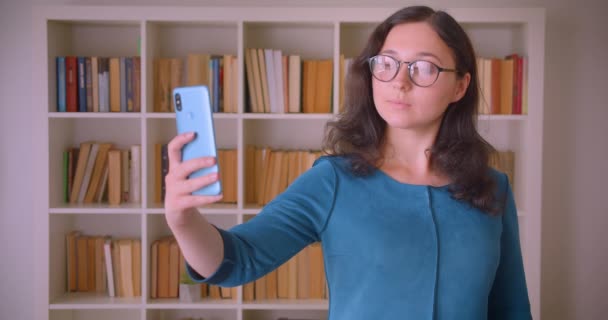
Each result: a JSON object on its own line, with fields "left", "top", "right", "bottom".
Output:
{"left": 174, "top": 85, "right": 222, "bottom": 196}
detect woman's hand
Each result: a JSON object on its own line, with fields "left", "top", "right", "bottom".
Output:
{"left": 164, "top": 132, "right": 223, "bottom": 228}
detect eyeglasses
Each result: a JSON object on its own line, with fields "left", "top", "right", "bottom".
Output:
{"left": 368, "top": 54, "right": 458, "bottom": 87}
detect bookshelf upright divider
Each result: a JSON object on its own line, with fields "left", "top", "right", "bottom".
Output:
{"left": 34, "top": 6, "right": 544, "bottom": 320}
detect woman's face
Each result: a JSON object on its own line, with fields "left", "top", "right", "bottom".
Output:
{"left": 371, "top": 22, "right": 470, "bottom": 132}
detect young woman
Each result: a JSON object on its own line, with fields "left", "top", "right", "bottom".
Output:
{"left": 164, "top": 6, "right": 531, "bottom": 319}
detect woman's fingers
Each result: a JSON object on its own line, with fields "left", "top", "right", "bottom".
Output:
{"left": 172, "top": 156, "right": 217, "bottom": 180}
{"left": 167, "top": 131, "right": 195, "bottom": 172}
{"left": 174, "top": 172, "right": 220, "bottom": 195}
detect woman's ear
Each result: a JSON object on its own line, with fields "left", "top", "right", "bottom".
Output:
{"left": 451, "top": 72, "right": 471, "bottom": 103}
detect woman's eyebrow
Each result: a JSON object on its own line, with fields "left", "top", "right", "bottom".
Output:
{"left": 378, "top": 49, "right": 443, "bottom": 64}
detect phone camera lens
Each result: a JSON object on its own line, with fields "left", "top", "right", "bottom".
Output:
{"left": 175, "top": 93, "right": 182, "bottom": 111}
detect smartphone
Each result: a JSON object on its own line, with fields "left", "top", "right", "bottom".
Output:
{"left": 173, "top": 85, "right": 222, "bottom": 196}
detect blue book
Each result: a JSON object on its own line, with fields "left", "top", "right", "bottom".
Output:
{"left": 56, "top": 57, "right": 66, "bottom": 112}
{"left": 77, "top": 57, "right": 87, "bottom": 112}
{"left": 213, "top": 58, "right": 220, "bottom": 113}
{"left": 125, "top": 57, "right": 133, "bottom": 112}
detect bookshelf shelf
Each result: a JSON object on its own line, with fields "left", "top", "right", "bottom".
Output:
{"left": 34, "top": 5, "right": 545, "bottom": 320}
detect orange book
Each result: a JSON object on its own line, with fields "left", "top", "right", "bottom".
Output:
{"left": 109, "top": 57, "right": 121, "bottom": 112}
{"left": 490, "top": 58, "right": 502, "bottom": 114}
{"left": 76, "top": 235, "right": 89, "bottom": 292}
{"left": 314, "top": 59, "right": 333, "bottom": 113}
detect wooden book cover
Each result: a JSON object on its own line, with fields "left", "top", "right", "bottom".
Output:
{"left": 500, "top": 58, "right": 514, "bottom": 115}
{"left": 225, "top": 149, "right": 237, "bottom": 203}
{"left": 257, "top": 48, "right": 271, "bottom": 113}
{"left": 276, "top": 262, "right": 289, "bottom": 299}
{"left": 84, "top": 142, "right": 112, "bottom": 203}
{"left": 150, "top": 240, "right": 159, "bottom": 299}
{"left": 244, "top": 50, "right": 257, "bottom": 113}
{"left": 91, "top": 56, "right": 99, "bottom": 112}
{"left": 132, "top": 239, "right": 141, "bottom": 297}
{"left": 118, "top": 239, "right": 134, "bottom": 297}
{"left": 107, "top": 150, "right": 122, "bottom": 206}
{"left": 482, "top": 58, "right": 493, "bottom": 115}
{"left": 254, "top": 147, "right": 266, "bottom": 205}
{"left": 245, "top": 145, "right": 256, "bottom": 204}
{"left": 243, "top": 281, "right": 255, "bottom": 301}
{"left": 258, "top": 148, "right": 272, "bottom": 206}
{"left": 78, "top": 143, "right": 100, "bottom": 203}
{"left": 121, "top": 149, "right": 130, "bottom": 202}
{"left": 168, "top": 238, "right": 180, "bottom": 298}
{"left": 314, "top": 59, "right": 333, "bottom": 113}
{"left": 129, "top": 145, "right": 141, "bottom": 204}
{"left": 87, "top": 236, "right": 96, "bottom": 291}
{"left": 70, "top": 142, "right": 92, "bottom": 203}
{"left": 249, "top": 49, "right": 264, "bottom": 113}
{"left": 490, "top": 58, "right": 502, "bottom": 114}
{"left": 169, "top": 58, "right": 183, "bottom": 112}
{"left": 66, "top": 230, "right": 81, "bottom": 292}
{"left": 254, "top": 275, "right": 267, "bottom": 300}
{"left": 209, "top": 285, "right": 222, "bottom": 299}
{"left": 76, "top": 235, "right": 89, "bottom": 292}
{"left": 287, "top": 255, "right": 298, "bottom": 299}
{"left": 95, "top": 236, "right": 106, "bottom": 293}
{"left": 222, "top": 55, "right": 232, "bottom": 113}
{"left": 288, "top": 55, "right": 301, "bottom": 113}
{"left": 186, "top": 53, "right": 210, "bottom": 86}
{"left": 157, "top": 237, "right": 171, "bottom": 298}
{"left": 109, "top": 57, "right": 121, "bottom": 112}
{"left": 265, "top": 269, "right": 278, "bottom": 299}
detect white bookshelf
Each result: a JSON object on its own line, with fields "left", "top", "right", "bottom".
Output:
{"left": 33, "top": 6, "right": 545, "bottom": 320}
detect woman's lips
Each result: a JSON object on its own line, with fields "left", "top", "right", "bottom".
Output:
{"left": 387, "top": 100, "right": 412, "bottom": 109}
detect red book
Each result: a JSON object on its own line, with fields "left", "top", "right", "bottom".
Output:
{"left": 65, "top": 56, "right": 78, "bottom": 112}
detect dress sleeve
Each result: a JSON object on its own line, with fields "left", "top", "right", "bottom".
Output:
{"left": 488, "top": 173, "right": 532, "bottom": 319}
{"left": 186, "top": 157, "right": 338, "bottom": 287}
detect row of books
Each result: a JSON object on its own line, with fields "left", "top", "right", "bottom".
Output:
{"left": 56, "top": 56, "right": 141, "bottom": 113}
{"left": 65, "top": 231, "right": 141, "bottom": 298}
{"left": 243, "top": 242, "right": 327, "bottom": 301}
{"left": 154, "top": 54, "right": 238, "bottom": 113}
{"left": 477, "top": 54, "right": 527, "bottom": 115}
{"left": 150, "top": 236, "right": 235, "bottom": 299}
{"left": 244, "top": 48, "right": 333, "bottom": 114}
{"left": 153, "top": 145, "right": 237, "bottom": 204}
{"left": 64, "top": 143, "right": 141, "bottom": 205}
{"left": 245, "top": 146, "right": 322, "bottom": 206}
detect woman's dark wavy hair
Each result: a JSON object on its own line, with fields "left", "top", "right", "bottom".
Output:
{"left": 323, "top": 6, "right": 501, "bottom": 215}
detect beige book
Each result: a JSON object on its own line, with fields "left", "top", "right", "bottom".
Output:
{"left": 76, "top": 235, "right": 89, "bottom": 292}
{"left": 118, "top": 239, "right": 134, "bottom": 297}
{"left": 314, "top": 59, "right": 333, "bottom": 113}
{"left": 84, "top": 142, "right": 112, "bottom": 203}
{"left": 132, "top": 239, "right": 141, "bottom": 297}
{"left": 109, "top": 57, "right": 121, "bottom": 112}
{"left": 500, "top": 58, "right": 514, "bottom": 115}
{"left": 87, "top": 236, "right": 96, "bottom": 291}
{"left": 66, "top": 230, "right": 81, "bottom": 292}
{"left": 107, "top": 150, "right": 122, "bottom": 206}
{"left": 70, "top": 141, "right": 92, "bottom": 203}
{"left": 257, "top": 48, "right": 271, "bottom": 113}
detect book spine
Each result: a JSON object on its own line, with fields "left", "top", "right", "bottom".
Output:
{"left": 56, "top": 56, "right": 66, "bottom": 112}
{"left": 77, "top": 57, "right": 87, "bottom": 112}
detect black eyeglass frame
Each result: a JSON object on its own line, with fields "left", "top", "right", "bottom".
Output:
{"left": 368, "top": 54, "right": 459, "bottom": 87}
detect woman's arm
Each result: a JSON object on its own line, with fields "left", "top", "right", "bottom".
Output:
{"left": 164, "top": 132, "right": 225, "bottom": 278}
{"left": 488, "top": 174, "right": 532, "bottom": 320}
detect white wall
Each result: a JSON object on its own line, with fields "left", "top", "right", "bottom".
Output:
{"left": 1, "top": 0, "right": 607, "bottom": 319}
